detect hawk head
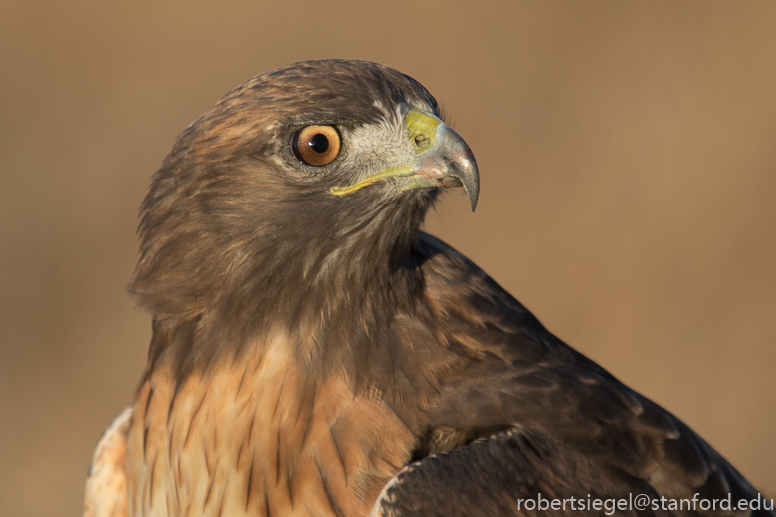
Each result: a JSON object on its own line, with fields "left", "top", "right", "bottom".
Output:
{"left": 129, "top": 60, "right": 478, "bottom": 357}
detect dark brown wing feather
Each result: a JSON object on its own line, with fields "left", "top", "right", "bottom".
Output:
{"left": 376, "top": 232, "right": 771, "bottom": 516}
{"left": 373, "top": 428, "right": 661, "bottom": 517}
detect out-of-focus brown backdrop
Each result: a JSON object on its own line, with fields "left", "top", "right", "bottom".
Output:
{"left": 1, "top": 1, "right": 774, "bottom": 514}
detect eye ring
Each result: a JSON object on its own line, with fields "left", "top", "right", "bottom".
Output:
{"left": 292, "top": 125, "right": 341, "bottom": 166}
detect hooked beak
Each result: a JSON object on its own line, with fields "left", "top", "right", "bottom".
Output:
{"left": 413, "top": 124, "right": 479, "bottom": 211}
{"left": 330, "top": 114, "right": 480, "bottom": 211}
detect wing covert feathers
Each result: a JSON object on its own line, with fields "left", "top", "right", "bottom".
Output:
{"left": 84, "top": 407, "right": 132, "bottom": 517}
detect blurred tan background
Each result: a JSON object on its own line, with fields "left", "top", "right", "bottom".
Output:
{"left": 1, "top": 1, "right": 774, "bottom": 515}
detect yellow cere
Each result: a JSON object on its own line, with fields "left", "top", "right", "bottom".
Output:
{"left": 405, "top": 109, "right": 442, "bottom": 154}
{"left": 329, "top": 109, "right": 442, "bottom": 196}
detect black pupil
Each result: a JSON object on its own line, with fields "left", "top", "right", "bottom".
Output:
{"left": 309, "top": 133, "right": 329, "bottom": 153}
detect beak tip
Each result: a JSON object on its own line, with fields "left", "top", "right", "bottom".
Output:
{"left": 461, "top": 165, "right": 479, "bottom": 212}
{"left": 467, "top": 186, "right": 479, "bottom": 212}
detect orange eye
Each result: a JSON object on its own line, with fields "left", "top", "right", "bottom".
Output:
{"left": 292, "top": 125, "right": 341, "bottom": 166}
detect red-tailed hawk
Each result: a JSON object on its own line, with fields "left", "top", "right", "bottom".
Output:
{"left": 84, "top": 60, "right": 771, "bottom": 517}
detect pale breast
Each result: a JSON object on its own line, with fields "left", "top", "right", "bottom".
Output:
{"left": 126, "top": 336, "right": 416, "bottom": 517}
